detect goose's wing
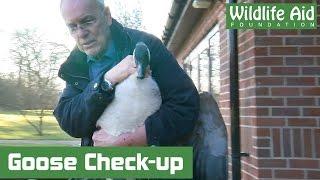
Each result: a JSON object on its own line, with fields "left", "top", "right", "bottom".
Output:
{"left": 183, "top": 92, "right": 228, "bottom": 180}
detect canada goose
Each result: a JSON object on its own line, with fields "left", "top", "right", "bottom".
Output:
{"left": 96, "top": 42, "right": 162, "bottom": 136}
{"left": 96, "top": 42, "right": 228, "bottom": 179}
{"left": 188, "top": 92, "right": 228, "bottom": 180}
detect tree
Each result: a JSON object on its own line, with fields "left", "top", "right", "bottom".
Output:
{"left": 109, "top": 0, "right": 145, "bottom": 30}
{"left": 8, "top": 29, "right": 70, "bottom": 135}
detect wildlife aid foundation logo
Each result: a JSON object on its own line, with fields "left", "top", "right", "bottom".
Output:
{"left": 226, "top": 3, "right": 317, "bottom": 29}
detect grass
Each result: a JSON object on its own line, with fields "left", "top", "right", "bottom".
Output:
{"left": 0, "top": 143, "right": 76, "bottom": 147}
{"left": 0, "top": 110, "right": 76, "bottom": 140}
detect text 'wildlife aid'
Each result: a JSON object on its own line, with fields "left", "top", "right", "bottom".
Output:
{"left": 226, "top": 3, "right": 317, "bottom": 29}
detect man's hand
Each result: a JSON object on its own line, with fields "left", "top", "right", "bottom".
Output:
{"left": 104, "top": 55, "right": 136, "bottom": 84}
{"left": 92, "top": 126, "right": 147, "bottom": 146}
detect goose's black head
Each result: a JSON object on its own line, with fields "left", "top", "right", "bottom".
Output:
{"left": 133, "top": 42, "right": 150, "bottom": 79}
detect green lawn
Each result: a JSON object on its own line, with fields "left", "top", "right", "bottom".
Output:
{"left": 0, "top": 110, "right": 75, "bottom": 140}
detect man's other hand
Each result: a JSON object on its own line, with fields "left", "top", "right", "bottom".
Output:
{"left": 104, "top": 55, "right": 136, "bottom": 85}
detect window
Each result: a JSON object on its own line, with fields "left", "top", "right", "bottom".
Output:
{"left": 183, "top": 25, "right": 220, "bottom": 96}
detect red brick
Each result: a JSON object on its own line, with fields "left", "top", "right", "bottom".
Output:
{"left": 219, "top": 93, "right": 230, "bottom": 101}
{"left": 300, "top": 29, "right": 320, "bottom": 35}
{"left": 254, "top": 29, "right": 267, "bottom": 36}
{"left": 255, "top": 118, "right": 285, "bottom": 126}
{"left": 270, "top": 47, "right": 298, "bottom": 55}
{"left": 238, "top": 30, "right": 254, "bottom": 43}
{"left": 287, "top": 98, "right": 316, "bottom": 106}
{"left": 220, "top": 62, "right": 229, "bottom": 72}
{"left": 254, "top": 47, "right": 268, "bottom": 56}
{"left": 255, "top": 67, "right": 268, "bottom": 76}
{"left": 285, "top": 37, "right": 314, "bottom": 45}
{"left": 239, "top": 39, "right": 254, "bottom": 54}
{"left": 255, "top": 57, "right": 283, "bottom": 66}
{"left": 240, "top": 107, "right": 268, "bottom": 116}
{"left": 239, "top": 78, "right": 255, "bottom": 88}
{"left": 258, "top": 159, "right": 287, "bottom": 168}
{"left": 293, "top": 129, "right": 302, "bottom": 157}
{"left": 270, "top": 30, "right": 298, "bottom": 35}
{"left": 287, "top": 77, "right": 316, "bottom": 86}
{"left": 257, "top": 169, "right": 272, "bottom": 178}
{"left": 239, "top": 48, "right": 255, "bottom": 62}
{"left": 241, "top": 163, "right": 253, "bottom": 177}
{"left": 240, "top": 98, "right": 255, "bottom": 107}
{"left": 220, "top": 85, "right": 229, "bottom": 93}
{"left": 302, "top": 67, "right": 320, "bottom": 75}
{"left": 241, "top": 171, "right": 255, "bottom": 180}
{"left": 302, "top": 87, "right": 320, "bottom": 96}
{"left": 288, "top": 118, "right": 317, "bottom": 127}
{"left": 220, "top": 70, "right": 229, "bottom": 79}
{"left": 256, "top": 149, "right": 271, "bottom": 157}
{"left": 283, "top": 128, "right": 292, "bottom": 157}
{"left": 307, "top": 170, "right": 320, "bottom": 179}
{"left": 304, "top": 129, "right": 313, "bottom": 158}
{"left": 273, "top": 129, "right": 281, "bottom": 157}
{"left": 256, "top": 98, "right": 283, "bottom": 106}
{"left": 275, "top": 170, "right": 304, "bottom": 179}
{"left": 271, "top": 87, "right": 300, "bottom": 96}
{"left": 241, "top": 117, "right": 253, "bottom": 126}
{"left": 239, "top": 58, "right": 254, "bottom": 71}
{"left": 285, "top": 57, "right": 314, "bottom": 66}
{"left": 272, "top": 108, "right": 300, "bottom": 116}
{"left": 256, "top": 87, "right": 269, "bottom": 96}
{"left": 220, "top": 78, "right": 230, "bottom": 86}
{"left": 256, "top": 77, "right": 284, "bottom": 86}
{"left": 301, "top": 47, "right": 320, "bottom": 55}
{"left": 240, "top": 68, "right": 255, "bottom": 79}
{"left": 303, "top": 108, "right": 320, "bottom": 116}
{"left": 257, "top": 128, "right": 270, "bottom": 137}
{"left": 255, "top": 37, "right": 283, "bottom": 46}
{"left": 315, "top": 129, "right": 320, "bottom": 158}
{"left": 220, "top": 47, "right": 229, "bottom": 60}
{"left": 290, "top": 159, "right": 319, "bottom": 168}
{"left": 254, "top": 138, "right": 270, "bottom": 147}
{"left": 271, "top": 67, "right": 299, "bottom": 75}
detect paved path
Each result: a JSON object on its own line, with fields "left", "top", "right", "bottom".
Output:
{"left": 0, "top": 139, "right": 81, "bottom": 146}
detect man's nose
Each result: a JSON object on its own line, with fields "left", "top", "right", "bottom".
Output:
{"left": 76, "top": 28, "right": 89, "bottom": 39}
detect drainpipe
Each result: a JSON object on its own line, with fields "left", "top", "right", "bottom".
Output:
{"left": 227, "top": 0, "right": 242, "bottom": 179}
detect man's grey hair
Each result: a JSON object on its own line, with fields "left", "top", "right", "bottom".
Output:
{"left": 60, "top": 0, "right": 106, "bottom": 10}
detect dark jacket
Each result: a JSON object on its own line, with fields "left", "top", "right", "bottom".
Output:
{"left": 53, "top": 19, "right": 200, "bottom": 146}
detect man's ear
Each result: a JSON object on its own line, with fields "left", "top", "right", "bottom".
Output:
{"left": 104, "top": 6, "right": 112, "bottom": 26}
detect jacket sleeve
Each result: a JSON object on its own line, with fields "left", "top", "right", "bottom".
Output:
{"left": 145, "top": 37, "right": 200, "bottom": 146}
{"left": 53, "top": 74, "right": 115, "bottom": 138}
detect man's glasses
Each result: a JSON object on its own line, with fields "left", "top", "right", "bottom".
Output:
{"left": 67, "top": 16, "right": 99, "bottom": 34}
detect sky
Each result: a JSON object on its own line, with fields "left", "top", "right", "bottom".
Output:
{"left": 0, "top": 0, "right": 173, "bottom": 74}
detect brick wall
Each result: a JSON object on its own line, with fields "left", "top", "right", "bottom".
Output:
{"left": 174, "top": 0, "right": 320, "bottom": 179}
{"left": 218, "top": 1, "right": 320, "bottom": 179}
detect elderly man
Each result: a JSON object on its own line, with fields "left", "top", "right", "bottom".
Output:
{"left": 54, "top": 0, "right": 200, "bottom": 147}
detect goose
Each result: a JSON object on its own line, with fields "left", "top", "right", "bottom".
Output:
{"left": 96, "top": 42, "right": 228, "bottom": 179}
{"left": 96, "top": 42, "right": 162, "bottom": 136}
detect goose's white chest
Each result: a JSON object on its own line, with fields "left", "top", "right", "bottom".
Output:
{"left": 97, "top": 74, "right": 162, "bottom": 136}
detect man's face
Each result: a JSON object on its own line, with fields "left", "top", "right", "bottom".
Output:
{"left": 61, "top": 0, "right": 112, "bottom": 57}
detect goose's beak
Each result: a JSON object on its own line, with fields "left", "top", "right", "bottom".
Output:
{"left": 134, "top": 42, "right": 150, "bottom": 79}
{"left": 137, "top": 63, "right": 146, "bottom": 79}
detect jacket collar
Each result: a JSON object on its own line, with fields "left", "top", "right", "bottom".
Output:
{"left": 58, "top": 19, "right": 133, "bottom": 81}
